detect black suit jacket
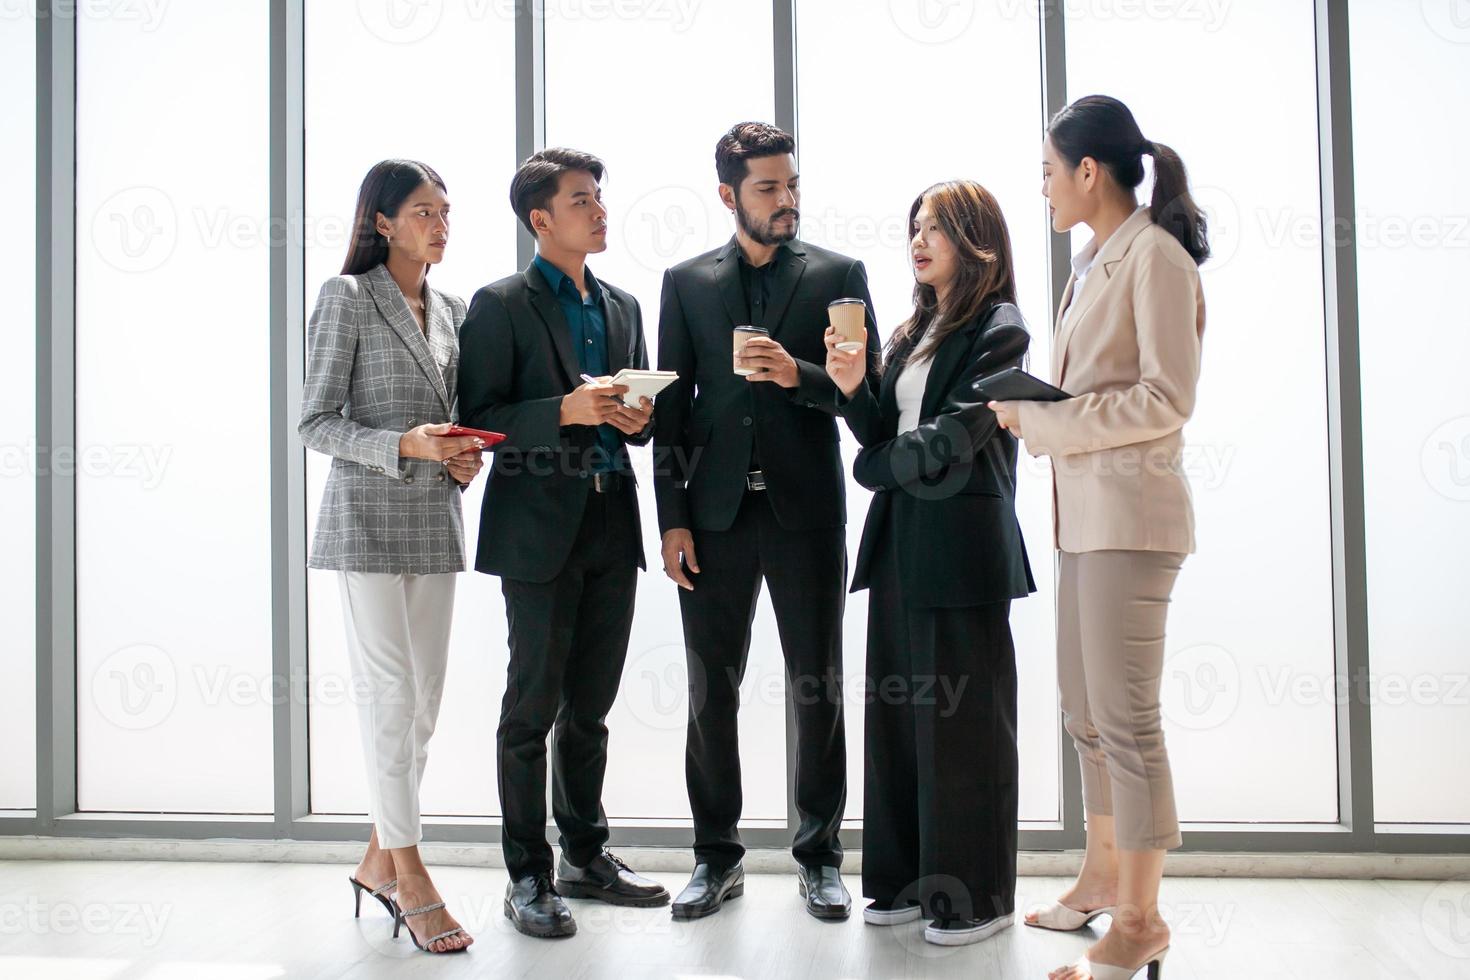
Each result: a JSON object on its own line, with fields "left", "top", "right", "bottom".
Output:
{"left": 457, "top": 261, "right": 650, "bottom": 583}
{"left": 653, "top": 237, "right": 882, "bottom": 533}
{"left": 839, "top": 302, "right": 1036, "bottom": 608}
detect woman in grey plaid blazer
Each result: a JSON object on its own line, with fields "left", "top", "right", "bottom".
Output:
{"left": 298, "top": 160, "right": 483, "bottom": 955}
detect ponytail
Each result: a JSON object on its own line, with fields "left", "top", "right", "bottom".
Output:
{"left": 1144, "top": 140, "right": 1209, "bottom": 265}
{"left": 1049, "top": 96, "right": 1210, "bottom": 266}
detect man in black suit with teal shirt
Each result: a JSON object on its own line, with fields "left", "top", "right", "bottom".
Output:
{"left": 653, "top": 122, "right": 883, "bottom": 922}
{"left": 457, "top": 147, "right": 668, "bottom": 939}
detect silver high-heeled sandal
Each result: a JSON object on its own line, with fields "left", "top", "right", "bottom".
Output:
{"left": 1024, "top": 900, "right": 1117, "bottom": 931}
{"left": 392, "top": 898, "right": 471, "bottom": 954}
{"left": 348, "top": 876, "right": 398, "bottom": 918}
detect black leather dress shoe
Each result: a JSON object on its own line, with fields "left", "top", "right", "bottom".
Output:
{"left": 555, "top": 849, "right": 670, "bottom": 907}
{"left": 503, "top": 873, "right": 576, "bottom": 938}
{"left": 670, "top": 862, "right": 745, "bottom": 920}
{"left": 796, "top": 864, "right": 852, "bottom": 920}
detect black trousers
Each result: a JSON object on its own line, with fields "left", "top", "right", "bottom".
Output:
{"left": 679, "top": 490, "right": 847, "bottom": 869}
{"left": 861, "top": 514, "right": 1019, "bottom": 922}
{"left": 497, "top": 487, "right": 639, "bottom": 879}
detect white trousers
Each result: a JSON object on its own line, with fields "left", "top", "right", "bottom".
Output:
{"left": 337, "top": 571, "right": 457, "bottom": 850}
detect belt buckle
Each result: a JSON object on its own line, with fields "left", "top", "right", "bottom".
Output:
{"left": 593, "top": 472, "right": 608, "bottom": 494}
{"left": 746, "top": 470, "right": 766, "bottom": 492}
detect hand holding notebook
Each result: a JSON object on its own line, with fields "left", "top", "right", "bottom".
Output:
{"left": 584, "top": 369, "right": 679, "bottom": 409}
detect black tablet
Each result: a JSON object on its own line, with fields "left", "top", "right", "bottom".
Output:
{"left": 973, "top": 367, "right": 1070, "bottom": 402}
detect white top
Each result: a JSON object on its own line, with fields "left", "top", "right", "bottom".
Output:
{"left": 1061, "top": 239, "right": 1100, "bottom": 330}
{"left": 895, "top": 347, "right": 935, "bottom": 435}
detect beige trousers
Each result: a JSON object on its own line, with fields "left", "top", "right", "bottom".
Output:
{"left": 1057, "top": 549, "right": 1186, "bottom": 851}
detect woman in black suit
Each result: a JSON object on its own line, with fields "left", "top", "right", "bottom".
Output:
{"left": 824, "top": 179, "right": 1034, "bottom": 947}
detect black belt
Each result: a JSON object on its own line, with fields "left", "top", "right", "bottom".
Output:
{"left": 591, "top": 471, "right": 629, "bottom": 494}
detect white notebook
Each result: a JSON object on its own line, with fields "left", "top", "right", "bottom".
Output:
{"left": 608, "top": 368, "right": 679, "bottom": 408}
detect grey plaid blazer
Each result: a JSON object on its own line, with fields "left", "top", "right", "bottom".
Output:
{"left": 299, "top": 263, "right": 468, "bottom": 573}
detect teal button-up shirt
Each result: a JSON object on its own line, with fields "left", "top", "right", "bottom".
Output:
{"left": 533, "top": 254, "right": 621, "bottom": 473}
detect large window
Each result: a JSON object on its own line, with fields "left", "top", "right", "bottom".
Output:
{"left": 73, "top": 2, "right": 275, "bottom": 813}
{"left": 303, "top": 2, "right": 517, "bottom": 818}
{"left": 1, "top": 12, "right": 37, "bottom": 810}
{"left": 1353, "top": 0, "right": 1470, "bottom": 824}
{"left": 545, "top": 4, "right": 786, "bottom": 824}
{"left": 14, "top": 0, "right": 1469, "bottom": 849}
{"left": 1066, "top": 0, "right": 1338, "bottom": 822}
{"left": 795, "top": 0, "right": 1060, "bottom": 824}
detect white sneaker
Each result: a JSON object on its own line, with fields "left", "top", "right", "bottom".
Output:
{"left": 923, "top": 911, "right": 1014, "bottom": 946}
{"left": 862, "top": 900, "right": 923, "bottom": 926}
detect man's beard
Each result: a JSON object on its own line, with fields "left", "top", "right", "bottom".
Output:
{"left": 735, "top": 199, "right": 800, "bottom": 246}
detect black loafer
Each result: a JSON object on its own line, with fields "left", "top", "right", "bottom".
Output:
{"left": 796, "top": 863, "right": 851, "bottom": 920}
{"left": 671, "top": 862, "right": 745, "bottom": 920}
{"left": 503, "top": 872, "right": 576, "bottom": 938}
{"left": 555, "top": 849, "right": 670, "bottom": 907}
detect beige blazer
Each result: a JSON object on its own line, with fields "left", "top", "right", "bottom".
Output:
{"left": 1017, "top": 206, "right": 1205, "bottom": 554}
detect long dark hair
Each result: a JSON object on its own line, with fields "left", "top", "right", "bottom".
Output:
{"left": 341, "top": 159, "right": 447, "bottom": 275}
{"left": 1047, "top": 95, "right": 1209, "bottom": 266}
{"left": 887, "top": 180, "right": 1018, "bottom": 367}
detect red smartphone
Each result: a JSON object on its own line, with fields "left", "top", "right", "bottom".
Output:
{"left": 444, "top": 425, "right": 507, "bottom": 449}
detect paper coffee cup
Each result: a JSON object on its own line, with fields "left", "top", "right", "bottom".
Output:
{"left": 733, "top": 325, "right": 768, "bottom": 376}
{"left": 828, "top": 298, "right": 866, "bottom": 352}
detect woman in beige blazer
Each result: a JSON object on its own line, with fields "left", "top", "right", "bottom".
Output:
{"left": 990, "top": 95, "right": 1208, "bottom": 980}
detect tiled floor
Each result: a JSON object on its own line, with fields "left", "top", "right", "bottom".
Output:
{"left": 2, "top": 860, "right": 1468, "bottom": 978}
